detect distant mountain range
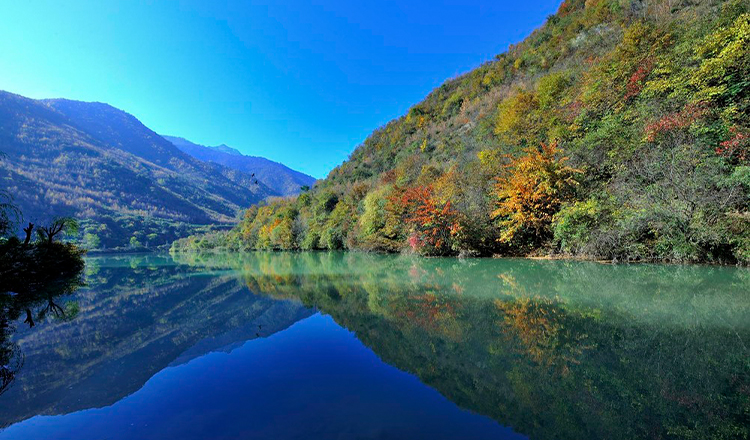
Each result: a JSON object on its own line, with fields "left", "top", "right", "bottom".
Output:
{"left": 163, "top": 135, "right": 316, "bottom": 197}
{"left": 0, "top": 90, "right": 311, "bottom": 249}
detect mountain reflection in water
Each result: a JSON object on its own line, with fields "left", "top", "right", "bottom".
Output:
{"left": 0, "top": 252, "right": 747, "bottom": 440}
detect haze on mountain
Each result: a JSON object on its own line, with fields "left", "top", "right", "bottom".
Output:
{"left": 0, "top": 90, "right": 282, "bottom": 249}
{"left": 163, "top": 135, "right": 316, "bottom": 197}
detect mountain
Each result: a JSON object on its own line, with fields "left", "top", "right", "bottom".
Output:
{"left": 164, "top": 135, "right": 317, "bottom": 196}
{"left": 0, "top": 91, "right": 276, "bottom": 249}
{"left": 174, "top": 0, "right": 750, "bottom": 264}
{"left": 212, "top": 144, "right": 242, "bottom": 155}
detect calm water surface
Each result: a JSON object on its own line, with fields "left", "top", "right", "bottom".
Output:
{"left": 0, "top": 252, "right": 748, "bottom": 440}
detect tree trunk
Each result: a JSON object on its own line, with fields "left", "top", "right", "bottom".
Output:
{"left": 22, "top": 223, "right": 33, "bottom": 246}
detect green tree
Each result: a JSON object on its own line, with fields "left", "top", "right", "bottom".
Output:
{"left": 83, "top": 233, "right": 101, "bottom": 250}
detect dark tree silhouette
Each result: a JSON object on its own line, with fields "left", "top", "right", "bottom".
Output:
{"left": 0, "top": 216, "right": 85, "bottom": 396}
{"left": 37, "top": 217, "right": 79, "bottom": 245}
{"left": 0, "top": 192, "right": 20, "bottom": 239}
{"left": 22, "top": 223, "right": 34, "bottom": 246}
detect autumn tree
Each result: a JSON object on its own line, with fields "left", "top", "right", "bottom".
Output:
{"left": 492, "top": 141, "right": 581, "bottom": 248}
{"left": 399, "top": 185, "right": 462, "bottom": 256}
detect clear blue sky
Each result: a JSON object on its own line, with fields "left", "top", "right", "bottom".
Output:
{"left": 0, "top": 0, "right": 560, "bottom": 178}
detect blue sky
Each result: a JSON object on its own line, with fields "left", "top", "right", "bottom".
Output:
{"left": 0, "top": 0, "right": 560, "bottom": 178}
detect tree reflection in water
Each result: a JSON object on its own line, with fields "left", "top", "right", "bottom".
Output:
{"left": 175, "top": 252, "right": 750, "bottom": 440}
{"left": 1, "top": 250, "right": 746, "bottom": 440}
{"left": 0, "top": 237, "right": 85, "bottom": 396}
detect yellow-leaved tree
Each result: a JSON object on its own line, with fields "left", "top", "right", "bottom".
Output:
{"left": 492, "top": 141, "right": 581, "bottom": 247}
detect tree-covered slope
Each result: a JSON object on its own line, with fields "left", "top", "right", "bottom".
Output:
{"left": 175, "top": 0, "right": 750, "bottom": 264}
{"left": 164, "top": 135, "right": 317, "bottom": 197}
{"left": 0, "top": 91, "right": 276, "bottom": 249}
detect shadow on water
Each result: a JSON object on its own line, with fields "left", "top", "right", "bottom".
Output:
{"left": 0, "top": 250, "right": 748, "bottom": 440}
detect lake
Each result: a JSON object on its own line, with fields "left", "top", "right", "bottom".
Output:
{"left": 0, "top": 252, "right": 748, "bottom": 440}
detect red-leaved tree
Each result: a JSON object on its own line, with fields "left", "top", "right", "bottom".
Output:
{"left": 399, "top": 185, "right": 462, "bottom": 255}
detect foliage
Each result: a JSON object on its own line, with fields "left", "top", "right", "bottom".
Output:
{"left": 399, "top": 185, "right": 462, "bottom": 255}
{"left": 492, "top": 142, "right": 580, "bottom": 248}
{"left": 0, "top": 212, "right": 86, "bottom": 396}
{"left": 174, "top": 0, "right": 750, "bottom": 264}
{"left": 691, "top": 12, "right": 750, "bottom": 124}
{"left": 357, "top": 185, "right": 404, "bottom": 252}
{"left": 553, "top": 197, "right": 606, "bottom": 254}
{"left": 37, "top": 217, "right": 79, "bottom": 245}
{"left": 495, "top": 90, "right": 544, "bottom": 147}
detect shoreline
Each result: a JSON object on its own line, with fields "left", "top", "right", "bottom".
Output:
{"left": 162, "top": 248, "right": 749, "bottom": 268}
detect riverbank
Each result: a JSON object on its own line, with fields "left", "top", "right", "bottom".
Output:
{"left": 168, "top": 246, "right": 750, "bottom": 267}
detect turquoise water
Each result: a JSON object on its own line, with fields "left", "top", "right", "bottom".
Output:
{"left": 1, "top": 252, "right": 748, "bottom": 439}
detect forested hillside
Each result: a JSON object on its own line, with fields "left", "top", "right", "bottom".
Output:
{"left": 164, "top": 136, "right": 317, "bottom": 197}
{"left": 0, "top": 92, "right": 276, "bottom": 249}
{"left": 174, "top": 0, "right": 750, "bottom": 264}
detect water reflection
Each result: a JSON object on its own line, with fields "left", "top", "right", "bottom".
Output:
{"left": 177, "top": 252, "right": 750, "bottom": 440}
{"left": 0, "top": 240, "right": 85, "bottom": 397}
{"left": 1, "top": 252, "right": 748, "bottom": 440}
{"left": 0, "top": 254, "right": 312, "bottom": 429}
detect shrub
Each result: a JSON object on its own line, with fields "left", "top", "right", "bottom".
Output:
{"left": 554, "top": 198, "right": 604, "bottom": 254}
